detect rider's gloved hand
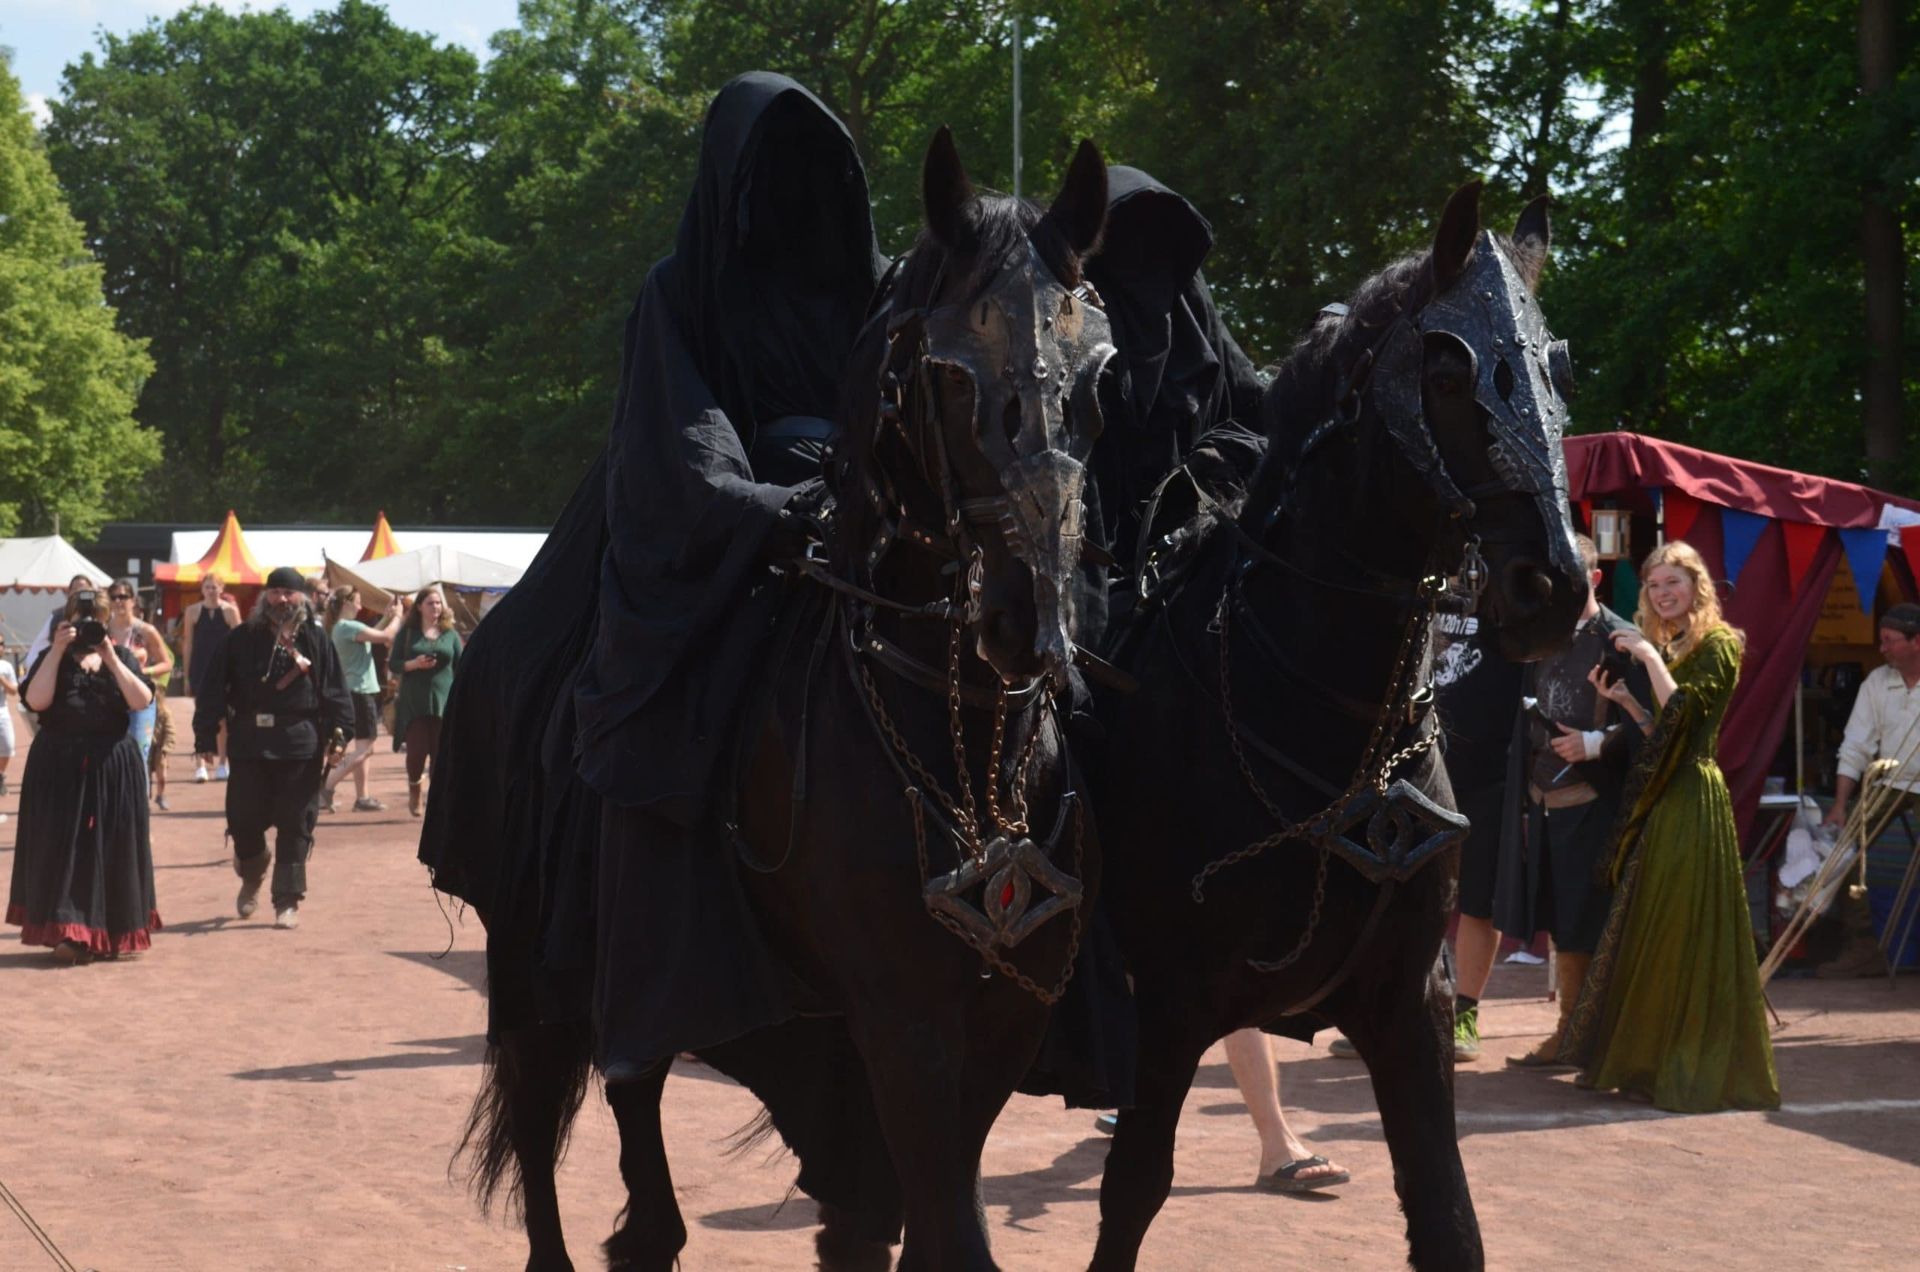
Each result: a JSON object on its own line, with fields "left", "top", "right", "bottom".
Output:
{"left": 763, "top": 479, "right": 829, "bottom": 563}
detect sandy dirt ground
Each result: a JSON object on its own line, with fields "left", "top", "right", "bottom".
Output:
{"left": 3, "top": 701, "right": 1918, "bottom": 1271}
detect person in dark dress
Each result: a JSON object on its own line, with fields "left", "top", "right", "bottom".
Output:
{"left": 193, "top": 567, "right": 353, "bottom": 930}
{"left": 1495, "top": 533, "right": 1650, "bottom": 1066}
{"left": 182, "top": 572, "right": 242, "bottom": 782}
{"left": 7, "top": 589, "right": 160, "bottom": 963}
{"left": 389, "top": 586, "right": 463, "bottom": 816}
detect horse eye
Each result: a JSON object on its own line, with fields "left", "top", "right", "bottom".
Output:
{"left": 1493, "top": 359, "right": 1515, "bottom": 401}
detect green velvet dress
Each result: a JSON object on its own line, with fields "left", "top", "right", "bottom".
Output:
{"left": 1561, "top": 624, "right": 1781, "bottom": 1112}
{"left": 391, "top": 626, "right": 463, "bottom": 744}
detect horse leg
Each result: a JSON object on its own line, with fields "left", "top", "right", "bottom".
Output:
{"left": 507, "top": 1023, "right": 589, "bottom": 1272}
{"left": 854, "top": 1010, "right": 1012, "bottom": 1272}
{"left": 458, "top": 1019, "right": 590, "bottom": 1272}
{"left": 1344, "top": 972, "right": 1485, "bottom": 1271}
{"left": 601, "top": 1060, "right": 687, "bottom": 1272}
{"left": 1087, "top": 1001, "right": 1209, "bottom": 1272}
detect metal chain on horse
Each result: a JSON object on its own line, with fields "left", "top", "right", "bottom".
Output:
{"left": 856, "top": 570, "right": 1076, "bottom": 1004}
{"left": 1188, "top": 576, "right": 1444, "bottom": 905}
{"left": 909, "top": 789, "right": 1086, "bottom": 1005}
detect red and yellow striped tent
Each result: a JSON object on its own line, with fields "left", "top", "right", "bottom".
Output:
{"left": 359, "top": 510, "right": 402, "bottom": 561}
{"left": 154, "top": 510, "right": 267, "bottom": 620}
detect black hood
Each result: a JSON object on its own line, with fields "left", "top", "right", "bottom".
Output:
{"left": 663, "top": 71, "right": 888, "bottom": 433}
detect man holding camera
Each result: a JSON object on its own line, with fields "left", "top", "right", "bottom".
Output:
{"left": 193, "top": 567, "right": 353, "bottom": 929}
{"left": 1495, "top": 533, "right": 1651, "bottom": 1067}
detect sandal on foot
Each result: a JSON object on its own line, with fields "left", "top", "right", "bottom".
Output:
{"left": 1258, "top": 1155, "right": 1350, "bottom": 1194}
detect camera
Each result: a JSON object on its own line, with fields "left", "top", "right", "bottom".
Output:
{"left": 1597, "top": 642, "right": 1636, "bottom": 684}
{"left": 70, "top": 590, "right": 108, "bottom": 648}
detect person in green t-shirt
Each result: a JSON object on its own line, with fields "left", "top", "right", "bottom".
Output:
{"left": 322, "top": 587, "right": 404, "bottom": 812}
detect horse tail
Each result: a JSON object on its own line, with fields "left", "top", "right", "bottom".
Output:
{"left": 454, "top": 1018, "right": 594, "bottom": 1216}
{"left": 722, "top": 1106, "right": 784, "bottom": 1160}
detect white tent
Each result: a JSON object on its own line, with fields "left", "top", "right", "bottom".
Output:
{"left": 0, "top": 536, "right": 113, "bottom": 651}
{"left": 170, "top": 527, "right": 548, "bottom": 572}
{"left": 342, "top": 545, "right": 522, "bottom": 594}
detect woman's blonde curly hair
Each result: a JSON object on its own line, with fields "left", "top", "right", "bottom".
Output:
{"left": 1634, "top": 540, "right": 1744, "bottom": 661}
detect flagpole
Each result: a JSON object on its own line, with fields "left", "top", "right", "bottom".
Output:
{"left": 1011, "top": 10, "right": 1023, "bottom": 199}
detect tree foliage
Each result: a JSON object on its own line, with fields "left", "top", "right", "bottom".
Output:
{"left": 0, "top": 54, "right": 156, "bottom": 538}
{"left": 29, "top": 0, "right": 1918, "bottom": 528}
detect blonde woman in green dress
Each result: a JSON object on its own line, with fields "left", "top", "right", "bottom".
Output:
{"left": 1560, "top": 540, "right": 1780, "bottom": 1112}
{"left": 391, "top": 587, "right": 463, "bottom": 817}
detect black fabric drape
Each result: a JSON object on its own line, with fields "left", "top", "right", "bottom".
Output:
{"left": 574, "top": 72, "right": 886, "bottom": 820}
{"left": 1084, "top": 166, "right": 1266, "bottom": 573}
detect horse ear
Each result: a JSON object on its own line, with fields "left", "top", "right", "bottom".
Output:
{"left": 1511, "top": 194, "right": 1552, "bottom": 292}
{"left": 1430, "top": 179, "right": 1484, "bottom": 293}
{"left": 922, "top": 125, "right": 975, "bottom": 249}
{"left": 1049, "top": 138, "right": 1108, "bottom": 258}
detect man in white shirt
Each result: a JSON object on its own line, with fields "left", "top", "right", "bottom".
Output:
{"left": 1817, "top": 603, "right": 1920, "bottom": 977}
{"left": 1826, "top": 603, "right": 1920, "bottom": 828}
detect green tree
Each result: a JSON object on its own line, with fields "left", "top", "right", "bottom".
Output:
{"left": 0, "top": 54, "right": 157, "bottom": 538}
{"left": 45, "top": 1, "right": 481, "bottom": 522}
{"left": 433, "top": 0, "right": 697, "bottom": 519}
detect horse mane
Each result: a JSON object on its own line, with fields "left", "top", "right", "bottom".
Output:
{"left": 832, "top": 189, "right": 1081, "bottom": 573}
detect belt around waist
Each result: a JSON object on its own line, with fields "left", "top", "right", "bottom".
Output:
{"left": 758, "top": 414, "right": 839, "bottom": 443}
{"left": 1531, "top": 782, "right": 1599, "bottom": 810}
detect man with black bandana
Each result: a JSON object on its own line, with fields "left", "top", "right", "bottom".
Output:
{"left": 1494, "top": 534, "right": 1650, "bottom": 1066}
{"left": 194, "top": 566, "right": 352, "bottom": 930}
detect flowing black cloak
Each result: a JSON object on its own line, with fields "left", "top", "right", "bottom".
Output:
{"left": 418, "top": 73, "right": 885, "bottom": 1039}
{"left": 1084, "top": 166, "right": 1266, "bottom": 577}
{"left": 1024, "top": 169, "right": 1274, "bottom": 1107}
{"left": 574, "top": 72, "right": 886, "bottom": 822}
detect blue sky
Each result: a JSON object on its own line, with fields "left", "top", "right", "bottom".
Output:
{"left": 2, "top": 1, "right": 527, "bottom": 123}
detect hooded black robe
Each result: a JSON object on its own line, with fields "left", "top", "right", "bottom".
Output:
{"left": 1022, "top": 170, "right": 1274, "bottom": 1107}
{"left": 418, "top": 73, "right": 886, "bottom": 1045}
{"left": 1084, "top": 166, "right": 1266, "bottom": 579}
{"left": 569, "top": 75, "right": 892, "bottom": 1078}
{"left": 574, "top": 72, "right": 886, "bottom": 823}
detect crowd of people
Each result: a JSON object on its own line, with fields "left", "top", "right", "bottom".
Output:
{"left": 1, "top": 571, "right": 462, "bottom": 956}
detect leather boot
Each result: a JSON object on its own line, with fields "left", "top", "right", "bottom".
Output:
{"left": 1815, "top": 888, "right": 1888, "bottom": 978}
{"left": 1508, "top": 952, "right": 1590, "bottom": 1068}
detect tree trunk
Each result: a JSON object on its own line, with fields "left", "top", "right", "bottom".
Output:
{"left": 1859, "top": 0, "right": 1904, "bottom": 485}
{"left": 1522, "top": 0, "right": 1574, "bottom": 201}
{"left": 1621, "top": 5, "right": 1674, "bottom": 430}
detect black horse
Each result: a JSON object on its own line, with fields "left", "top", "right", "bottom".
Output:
{"left": 462, "top": 129, "right": 1115, "bottom": 1272}
{"left": 1088, "top": 182, "right": 1583, "bottom": 1271}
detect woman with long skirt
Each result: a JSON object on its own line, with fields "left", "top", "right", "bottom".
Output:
{"left": 1561, "top": 541, "right": 1779, "bottom": 1112}
{"left": 390, "top": 586, "right": 463, "bottom": 817}
{"left": 6, "top": 591, "right": 161, "bottom": 964}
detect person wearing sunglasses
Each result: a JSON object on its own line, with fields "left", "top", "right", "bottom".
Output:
{"left": 105, "top": 580, "right": 173, "bottom": 773}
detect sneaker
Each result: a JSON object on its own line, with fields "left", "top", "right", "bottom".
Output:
{"left": 154, "top": 795, "right": 170, "bottom": 812}
{"left": 352, "top": 797, "right": 387, "bottom": 812}
{"left": 1453, "top": 1004, "right": 1482, "bottom": 1061}
{"left": 1094, "top": 1112, "right": 1120, "bottom": 1135}
{"left": 274, "top": 906, "right": 300, "bottom": 930}
{"left": 321, "top": 793, "right": 337, "bottom": 814}
{"left": 1328, "top": 1035, "right": 1361, "bottom": 1059}
{"left": 214, "top": 762, "right": 230, "bottom": 781}
{"left": 236, "top": 878, "right": 262, "bottom": 920}
{"left": 194, "top": 763, "right": 210, "bottom": 783}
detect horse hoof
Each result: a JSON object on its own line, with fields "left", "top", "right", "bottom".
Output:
{"left": 816, "top": 1229, "right": 894, "bottom": 1272}
{"left": 816, "top": 1203, "right": 896, "bottom": 1271}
